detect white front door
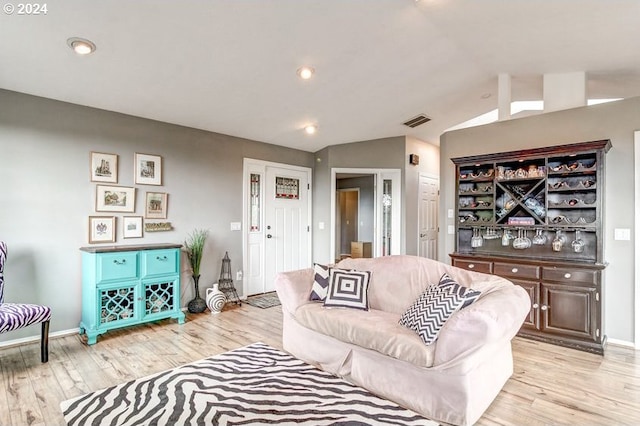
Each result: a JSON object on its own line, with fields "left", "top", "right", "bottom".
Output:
{"left": 243, "top": 159, "right": 311, "bottom": 296}
{"left": 419, "top": 174, "right": 439, "bottom": 259}
{"left": 264, "top": 166, "right": 310, "bottom": 292}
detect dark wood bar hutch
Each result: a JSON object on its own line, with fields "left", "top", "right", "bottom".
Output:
{"left": 450, "top": 140, "right": 611, "bottom": 354}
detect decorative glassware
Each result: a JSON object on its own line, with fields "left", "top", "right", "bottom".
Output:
{"left": 471, "top": 227, "right": 484, "bottom": 248}
{"left": 572, "top": 230, "right": 585, "bottom": 253}
{"left": 501, "top": 229, "right": 512, "bottom": 246}
{"left": 552, "top": 230, "right": 566, "bottom": 252}
{"left": 532, "top": 229, "right": 547, "bottom": 245}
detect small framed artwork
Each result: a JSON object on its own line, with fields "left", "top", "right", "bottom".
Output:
{"left": 96, "top": 185, "right": 136, "bottom": 212}
{"left": 88, "top": 216, "right": 116, "bottom": 244}
{"left": 145, "top": 192, "right": 168, "bottom": 219}
{"left": 135, "top": 153, "right": 162, "bottom": 186}
{"left": 122, "top": 216, "right": 143, "bottom": 239}
{"left": 90, "top": 152, "right": 118, "bottom": 183}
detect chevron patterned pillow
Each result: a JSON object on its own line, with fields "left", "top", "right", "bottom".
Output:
{"left": 323, "top": 269, "right": 371, "bottom": 310}
{"left": 309, "top": 263, "right": 331, "bottom": 301}
{"left": 438, "top": 273, "right": 482, "bottom": 309}
{"left": 399, "top": 281, "right": 466, "bottom": 345}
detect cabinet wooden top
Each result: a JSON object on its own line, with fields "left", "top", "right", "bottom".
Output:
{"left": 451, "top": 139, "right": 611, "bottom": 165}
{"left": 80, "top": 243, "right": 182, "bottom": 253}
{"left": 450, "top": 252, "right": 607, "bottom": 270}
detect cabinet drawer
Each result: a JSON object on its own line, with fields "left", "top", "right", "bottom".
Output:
{"left": 97, "top": 252, "right": 139, "bottom": 283}
{"left": 494, "top": 262, "right": 540, "bottom": 280}
{"left": 453, "top": 259, "right": 492, "bottom": 274}
{"left": 542, "top": 267, "right": 598, "bottom": 285}
{"left": 141, "top": 249, "right": 179, "bottom": 277}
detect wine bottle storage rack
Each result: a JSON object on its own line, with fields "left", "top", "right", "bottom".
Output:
{"left": 452, "top": 140, "right": 611, "bottom": 263}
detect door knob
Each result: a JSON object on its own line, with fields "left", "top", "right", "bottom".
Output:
{"left": 267, "top": 234, "right": 273, "bottom": 239}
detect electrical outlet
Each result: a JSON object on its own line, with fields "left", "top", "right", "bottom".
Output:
{"left": 236, "top": 270, "right": 243, "bottom": 281}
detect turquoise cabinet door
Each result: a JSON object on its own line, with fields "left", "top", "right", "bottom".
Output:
{"left": 96, "top": 252, "right": 139, "bottom": 283}
{"left": 97, "top": 282, "right": 140, "bottom": 328}
{"left": 141, "top": 249, "right": 179, "bottom": 278}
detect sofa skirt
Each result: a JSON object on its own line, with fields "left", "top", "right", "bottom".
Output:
{"left": 282, "top": 311, "right": 513, "bottom": 426}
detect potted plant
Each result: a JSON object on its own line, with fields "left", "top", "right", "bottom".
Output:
{"left": 185, "top": 229, "right": 208, "bottom": 313}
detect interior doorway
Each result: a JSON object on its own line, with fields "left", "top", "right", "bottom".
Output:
{"left": 336, "top": 188, "right": 360, "bottom": 259}
{"left": 330, "top": 168, "right": 401, "bottom": 263}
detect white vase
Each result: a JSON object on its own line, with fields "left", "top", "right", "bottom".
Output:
{"left": 206, "top": 283, "right": 226, "bottom": 314}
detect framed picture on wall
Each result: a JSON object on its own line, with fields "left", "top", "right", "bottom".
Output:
{"left": 122, "top": 216, "right": 143, "bottom": 239}
{"left": 96, "top": 185, "right": 136, "bottom": 212}
{"left": 88, "top": 216, "right": 116, "bottom": 244}
{"left": 135, "top": 153, "right": 162, "bottom": 186}
{"left": 145, "top": 192, "right": 168, "bottom": 219}
{"left": 90, "top": 152, "right": 118, "bottom": 183}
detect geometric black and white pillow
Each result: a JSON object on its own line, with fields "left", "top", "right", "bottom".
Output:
{"left": 399, "top": 282, "right": 465, "bottom": 345}
{"left": 438, "top": 273, "right": 482, "bottom": 309}
{"left": 323, "top": 269, "right": 371, "bottom": 311}
{"left": 309, "top": 263, "right": 331, "bottom": 301}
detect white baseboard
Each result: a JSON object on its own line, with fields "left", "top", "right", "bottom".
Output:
{"left": 0, "top": 328, "right": 79, "bottom": 349}
{"left": 606, "top": 337, "right": 637, "bottom": 350}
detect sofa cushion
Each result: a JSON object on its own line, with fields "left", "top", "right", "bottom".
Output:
{"left": 309, "top": 263, "right": 331, "bottom": 301}
{"left": 399, "top": 280, "right": 466, "bottom": 345}
{"left": 295, "top": 303, "right": 436, "bottom": 368}
{"left": 438, "top": 273, "right": 482, "bottom": 309}
{"left": 324, "top": 269, "right": 371, "bottom": 310}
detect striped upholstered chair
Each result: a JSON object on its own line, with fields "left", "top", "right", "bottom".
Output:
{"left": 0, "top": 242, "right": 52, "bottom": 362}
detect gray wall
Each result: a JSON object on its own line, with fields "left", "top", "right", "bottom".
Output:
{"left": 0, "top": 89, "right": 313, "bottom": 342}
{"left": 439, "top": 96, "right": 640, "bottom": 344}
{"left": 404, "top": 137, "right": 440, "bottom": 256}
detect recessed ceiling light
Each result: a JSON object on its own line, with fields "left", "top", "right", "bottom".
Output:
{"left": 297, "top": 66, "right": 315, "bottom": 80}
{"left": 304, "top": 124, "right": 318, "bottom": 135}
{"left": 67, "top": 37, "right": 96, "bottom": 55}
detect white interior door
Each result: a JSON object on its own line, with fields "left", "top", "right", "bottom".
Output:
{"left": 419, "top": 174, "right": 439, "bottom": 259}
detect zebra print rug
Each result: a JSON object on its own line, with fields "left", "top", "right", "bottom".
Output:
{"left": 60, "top": 342, "right": 436, "bottom": 425}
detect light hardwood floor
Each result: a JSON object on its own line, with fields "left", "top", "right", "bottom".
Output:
{"left": 1, "top": 303, "right": 639, "bottom": 425}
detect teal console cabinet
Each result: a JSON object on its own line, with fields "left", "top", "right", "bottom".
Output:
{"left": 79, "top": 243, "right": 186, "bottom": 345}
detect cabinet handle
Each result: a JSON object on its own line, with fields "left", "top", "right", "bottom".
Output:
{"left": 564, "top": 273, "right": 572, "bottom": 279}
{"left": 113, "top": 259, "right": 126, "bottom": 265}
{"left": 156, "top": 256, "right": 168, "bottom": 261}
{"left": 532, "top": 303, "right": 539, "bottom": 309}
{"left": 512, "top": 267, "right": 519, "bottom": 273}
{"left": 468, "top": 264, "right": 475, "bottom": 269}
{"left": 540, "top": 304, "right": 549, "bottom": 311}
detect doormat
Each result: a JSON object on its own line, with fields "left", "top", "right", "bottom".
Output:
{"left": 245, "top": 292, "right": 281, "bottom": 309}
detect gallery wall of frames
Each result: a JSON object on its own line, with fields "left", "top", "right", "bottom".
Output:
{"left": 450, "top": 139, "right": 611, "bottom": 355}
{"left": 88, "top": 151, "right": 171, "bottom": 244}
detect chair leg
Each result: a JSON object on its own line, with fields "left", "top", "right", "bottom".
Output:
{"left": 41, "top": 320, "right": 49, "bottom": 363}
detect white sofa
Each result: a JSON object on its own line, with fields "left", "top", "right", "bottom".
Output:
{"left": 275, "top": 255, "right": 530, "bottom": 426}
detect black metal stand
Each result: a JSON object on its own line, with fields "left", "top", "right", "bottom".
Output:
{"left": 219, "top": 252, "right": 241, "bottom": 305}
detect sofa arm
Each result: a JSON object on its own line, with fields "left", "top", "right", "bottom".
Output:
{"left": 433, "top": 281, "right": 530, "bottom": 370}
{"left": 274, "top": 268, "right": 314, "bottom": 315}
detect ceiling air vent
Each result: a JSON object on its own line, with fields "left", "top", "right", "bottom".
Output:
{"left": 403, "top": 114, "right": 431, "bottom": 128}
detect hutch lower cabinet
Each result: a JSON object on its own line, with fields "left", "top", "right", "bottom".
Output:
{"left": 450, "top": 140, "right": 610, "bottom": 354}
{"left": 80, "top": 243, "right": 186, "bottom": 345}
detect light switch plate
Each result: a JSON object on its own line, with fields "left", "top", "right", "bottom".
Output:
{"left": 230, "top": 222, "right": 241, "bottom": 231}
{"left": 614, "top": 228, "right": 631, "bottom": 241}
{"left": 447, "top": 209, "right": 454, "bottom": 219}
{"left": 318, "top": 222, "right": 325, "bottom": 230}
{"left": 448, "top": 225, "right": 455, "bottom": 235}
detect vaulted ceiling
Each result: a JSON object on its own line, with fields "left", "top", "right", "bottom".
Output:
{"left": 2, "top": 0, "right": 639, "bottom": 152}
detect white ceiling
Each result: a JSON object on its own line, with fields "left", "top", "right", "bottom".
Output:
{"left": 2, "top": 0, "right": 640, "bottom": 152}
